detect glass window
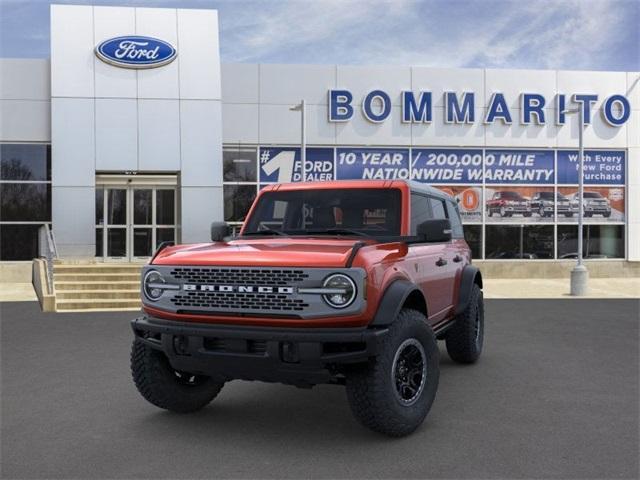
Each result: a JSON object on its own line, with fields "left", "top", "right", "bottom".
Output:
{"left": 133, "top": 228, "right": 153, "bottom": 257}
{"left": 0, "top": 183, "right": 51, "bottom": 221}
{"left": 463, "top": 225, "right": 482, "bottom": 260}
{"left": 410, "top": 193, "right": 432, "bottom": 235}
{"left": 107, "top": 189, "right": 127, "bottom": 225}
{"left": 156, "top": 228, "right": 175, "bottom": 247}
{"left": 95, "top": 228, "right": 103, "bottom": 257}
{"left": 429, "top": 197, "right": 447, "bottom": 220}
{"left": 224, "top": 185, "right": 257, "bottom": 223}
{"left": 133, "top": 190, "right": 152, "bottom": 225}
{"left": 486, "top": 225, "right": 553, "bottom": 259}
{"left": 446, "top": 200, "right": 464, "bottom": 238}
{"left": 243, "top": 188, "right": 402, "bottom": 236}
{"left": 0, "top": 144, "right": 50, "bottom": 181}
{"left": 156, "top": 190, "right": 175, "bottom": 225}
{"left": 95, "top": 188, "right": 104, "bottom": 226}
{"left": 0, "top": 224, "right": 41, "bottom": 260}
{"left": 557, "top": 225, "right": 624, "bottom": 259}
{"left": 223, "top": 147, "right": 257, "bottom": 182}
{"left": 107, "top": 228, "right": 126, "bottom": 257}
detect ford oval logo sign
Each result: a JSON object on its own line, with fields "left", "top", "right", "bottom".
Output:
{"left": 95, "top": 36, "right": 177, "bottom": 69}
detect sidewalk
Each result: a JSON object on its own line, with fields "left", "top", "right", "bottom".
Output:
{"left": 1, "top": 279, "right": 638, "bottom": 304}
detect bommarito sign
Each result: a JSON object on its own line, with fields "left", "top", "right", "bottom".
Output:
{"left": 328, "top": 90, "right": 631, "bottom": 126}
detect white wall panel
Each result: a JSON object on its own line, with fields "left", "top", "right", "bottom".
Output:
{"left": 51, "top": 4, "right": 95, "bottom": 98}
{"left": 0, "top": 59, "right": 50, "bottom": 100}
{"left": 628, "top": 110, "right": 640, "bottom": 148}
{"left": 412, "top": 107, "right": 485, "bottom": 147}
{"left": 259, "top": 104, "right": 300, "bottom": 144}
{"left": 221, "top": 64, "right": 259, "bottom": 103}
{"left": 626, "top": 72, "right": 640, "bottom": 110}
{"left": 485, "top": 69, "right": 556, "bottom": 110}
{"left": 556, "top": 111, "right": 627, "bottom": 148}
{"left": 51, "top": 98, "right": 94, "bottom": 186}
{"left": 411, "top": 67, "right": 485, "bottom": 108}
{"left": 93, "top": 6, "right": 136, "bottom": 98}
{"left": 136, "top": 7, "right": 179, "bottom": 99}
{"left": 181, "top": 186, "right": 223, "bottom": 242}
{"left": 260, "top": 64, "right": 335, "bottom": 105}
{"left": 557, "top": 70, "right": 627, "bottom": 111}
{"left": 336, "top": 106, "right": 411, "bottom": 146}
{"left": 485, "top": 108, "right": 558, "bottom": 147}
{"left": 177, "top": 9, "right": 220, "bottom": 100}
{"left": 180, "top": 100, "right": 223, "bottom": 187}
{"left": 0, "top": 100, "right": 50, "bottom": 142}
{"left": 52, "top": 186, "right": 95, "bottom": 245}
{"left": 222, "top": 103, "right": 259, "bottom": 144}
{"left": 306, "top": 105, "right": 336, "bottom": 145}
{"left": 138, "top": 99, "right": 180, "bottom": 170}
{"left": 95, "top": 98, "right": 137, "bottom": 171}
{"left": 336, "top": 66, "right": 410, "bottom": 107}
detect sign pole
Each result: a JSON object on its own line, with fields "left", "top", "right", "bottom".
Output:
{"left": 301, "top": 99, "right": 306, "bottom": 182}
{"left": 571, "top": 103, "right": 589, "bottom": 295}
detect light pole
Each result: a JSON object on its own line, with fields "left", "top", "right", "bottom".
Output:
{"left": 289, "top": 100, "right": 306, "bottom": 182}
{"left": 564, "top": 104, "right": 589, "bottom": 295}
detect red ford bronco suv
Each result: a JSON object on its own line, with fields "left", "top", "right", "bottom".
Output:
{"left": 131, "top": 180, "right": 484, "bottom": 436}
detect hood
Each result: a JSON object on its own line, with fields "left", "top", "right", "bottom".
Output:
{"left": 151, "top": 238, "right": 372, "bottom": 268}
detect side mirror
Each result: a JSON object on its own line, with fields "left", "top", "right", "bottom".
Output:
{"left": 210, "top": 221, "right": 230, "bottom": 242}
{"left": 416, "top": 219, "right": 452, "bottom": 243}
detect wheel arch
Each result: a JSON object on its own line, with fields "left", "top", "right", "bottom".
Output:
{"left": 454, "top": 265, "right": 482, "bottom": 316}
{"left": 370, "top": 280, "right": 428, "bottom": 327}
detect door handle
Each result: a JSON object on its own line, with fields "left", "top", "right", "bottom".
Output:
{"left": 435, "top": 257, "right": 447, "bottom": 267}
{"left": 453, "top": 255, "right": 463, "bottom": 263}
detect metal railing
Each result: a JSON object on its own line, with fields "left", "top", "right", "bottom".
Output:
{"left": 38, "top": 224, "right": 58, "bottom": 294}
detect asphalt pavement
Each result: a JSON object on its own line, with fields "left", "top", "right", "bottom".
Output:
{"left": 1, "top": 300, "right": 639, "bottom": 479}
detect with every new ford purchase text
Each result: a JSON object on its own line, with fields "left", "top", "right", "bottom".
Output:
{"left": 130, "top": 180, "right": 484, "bottom": 436}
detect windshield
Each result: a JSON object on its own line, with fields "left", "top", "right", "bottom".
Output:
{"left": 537, "top": 192, "right": 554, "bottom": 200}
{"left": 499, "top": 191, "right": 524, "bottom": 200}
{"left": 583, "top": 192, "right": 603, "bottom": 198}
{"left": 243, "top": 188, "right": 402, "bottom": 237}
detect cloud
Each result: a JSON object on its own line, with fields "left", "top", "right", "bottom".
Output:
{"left": 0, "top": 0, "right": 637, "bottom": 70}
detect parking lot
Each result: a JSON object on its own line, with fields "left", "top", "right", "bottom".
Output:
{"left": 1, "top": 299, "right": 638, "bottom": 479}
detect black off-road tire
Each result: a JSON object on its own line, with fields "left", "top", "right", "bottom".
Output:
{"left": 345, "top": 309, "right": 439, "bottom": 437}
{"left": 131, "top": 340, "right": 224, "bottom": 413}
{"left": 445, "top": 283, "right": 484, "bottom": 363}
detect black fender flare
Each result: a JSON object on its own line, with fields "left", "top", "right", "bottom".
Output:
{"left": 454, "top": 265, "right": 483, "bottom": 316}
{"left": 370, "top": 280, "right": 426, "bottom": 327}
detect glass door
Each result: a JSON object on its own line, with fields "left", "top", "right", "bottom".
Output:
{"left": 96, "top": 185, "right": 177, "bottom": 261}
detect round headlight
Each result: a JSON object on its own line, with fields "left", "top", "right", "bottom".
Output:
{"left": 322, "top": 274, "right": 356, "bottom": 309}
{"left": 143, "top": 270, "right": 165, "bottom": 301}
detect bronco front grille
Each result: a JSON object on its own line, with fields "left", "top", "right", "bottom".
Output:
{"left": 170, "top": 291, "right": 309, "bottom": 311}
{"left": 170, "top": 267, "right": 309, "bottom": 286}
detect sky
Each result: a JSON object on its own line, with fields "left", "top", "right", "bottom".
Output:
{"left": 0, "top": 0, "right": 638, "bottom": 71}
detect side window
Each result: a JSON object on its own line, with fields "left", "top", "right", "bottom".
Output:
{"left": 446, "top": 200, "right": 464, "bottom": 238}
{"left": 429, "top": 197, "right": 448, "bottom": 220}
{"left": 410, "top": 193, "right": 432, "bottom": 235}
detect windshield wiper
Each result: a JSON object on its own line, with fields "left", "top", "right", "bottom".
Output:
{"left": 306, "top": 228, "right": 369, "bottom": 237}
{"left": 242, "top": 228, "right": 286, "bottom": 236}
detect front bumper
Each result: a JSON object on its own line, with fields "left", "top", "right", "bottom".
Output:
{"left": 131, "top": 315, "right": 388, "bottom": 387}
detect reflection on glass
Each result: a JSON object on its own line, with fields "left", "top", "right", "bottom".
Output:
{"left": 156, "top": 228, "right": 175, "bottom": 247}
{"left": 224, "top": 185, "right": 256, "bottom": 222}
{"left": 133, "top": 190, "right": 152, "bottom": 225}
{"left": 107, "top": 189, "right": 127, "bottom": 225}
{"left": 0, "top": 184, "right": 51, "bottom": 221}
{"left": 463, "top": 225, "right": 482, "bottom": 260}
{"left": 557, "top": 225, "right": 624, "bottom": 259}
{"left": 0, "top": 224, "right": 41, "bottom": 260}
{"left": 107, "top": 228, "right": 126, "bottom": 257}
{"left": 485, "top": 225, "right": 553, "bottom": 259}
{"left": 96, "top": 188, "right": 104, "bottom": 225}
{"left": 223, "top": 148, "right": 257, "bottom": 182}
{"left": 95, "top": 228, "right": 103, "bottom": 257}
{"left": 156, "top": 190, "right": 175, "bottom": 225}
{"left": 133, "top": 228, "right": 153, "bottom": 257}
{"left": 0, "top": 144, "right": 51, "bottom": 181}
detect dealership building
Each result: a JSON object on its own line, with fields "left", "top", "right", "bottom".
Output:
{"left": 1, "top": 4, "right": 639, "bottom": 269}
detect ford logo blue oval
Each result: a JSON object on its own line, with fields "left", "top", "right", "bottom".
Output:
{"left": 95, "top": 36, "right": 177, "bottom": 69}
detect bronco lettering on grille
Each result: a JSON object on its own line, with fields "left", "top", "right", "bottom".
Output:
{"left": 183, "top": 284, "right": 295, "bottom": 294}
